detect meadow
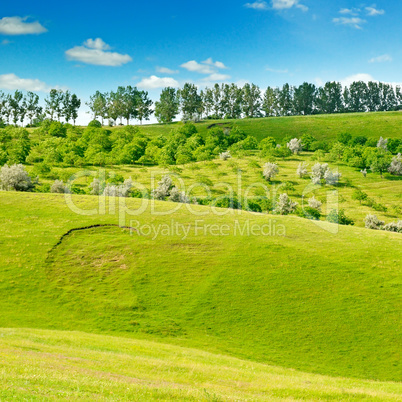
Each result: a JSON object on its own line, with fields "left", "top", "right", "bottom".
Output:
{"left": 0, "top": 192, "right": 401, "bottom": 385}
{"left": 1, "top": 111, "right": 401, "bottom": 399}
{"left": 130, "top": 111, "right": 402, "bottom": 141}
{"left": 1, "top": 328, "right": 401, "bottom": 401}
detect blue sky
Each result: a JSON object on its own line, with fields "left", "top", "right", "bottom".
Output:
{"left": 0, "top": 0, "right": 400, "bottom": 123}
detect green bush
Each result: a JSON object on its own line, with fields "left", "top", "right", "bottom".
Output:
{"left": 88, "top": 120, "right": 102, "bottom": 128}
{"left": 326, "top": 209, "right": 354, "bottom": 226}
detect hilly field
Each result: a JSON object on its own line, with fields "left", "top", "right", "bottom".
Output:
{"left": 0, "top": 191, "right": 401, "bottom": 394}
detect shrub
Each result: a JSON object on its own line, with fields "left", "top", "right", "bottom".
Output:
{"left": 48, "top": 121, "right": 67, "bottom": 138}
{"left": 263, "top": 162, "right": 278, "bottom": 182}
{"left": 303, "top": 206, "right": 321, "bottom": 220}
{"left": 103, "top": 179, "right": 133, "bottom": 197}
{"left": 259, "top": 137, "right": 277, "bottom": 155}
{"left": 352, "top": 189, "right": 368, "bottom": 205}
{"left": 310, "top": 162, "right": 328, "bottom": 184}
{"left": 152, "top": 175, "right": 173, "bottom": 200}
{"left": 278, "top": 181, "right": 295, "bottom": 192}
{"left": 168, "top": 186, "right": 190, "bottom": 203}
{"left": 364, "top": 214, "right": 384, "bottom": 230}
{"left": 0, "top": 164, "right": 35, "bottom": 191}
{"left": 382, "top": 220, "right": 402, "bottom": 233}
{"left": 219, "top": 151, "right": 231, "bottom": 160}
{"left": 326, "top": 209, "right": 354, "bottom": 226}
{"left": 308, "top": 196, "right": 322, "bottom": 212}
{"left": 287, "top": 138, "right": 302, "bottom": 154}
{"left": 377, "top": 137, "right": 388, "bottom": 150}
{"left": 388, "top": 153, "right": 402, "bottom": 176}
{"left": 89, "top": 178, "right": 104, "bottom": 195}
{"left": 296, "top": 162, "right": 308, "bottom": 178}
{"left": 88, "top": 120, "right": 102, "bottom": 128}
{"left": 51, "top": 180, "right": 69, "bottom": 194}
{"left": 275, "top": 193, "right": 297, "bottom": 215}
{"left": 324, "top": 169, "right": 342, "bottom": 186}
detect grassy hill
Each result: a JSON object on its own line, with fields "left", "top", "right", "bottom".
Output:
{"left": 130, "top": 111, "right": 402, "bottom": 141}
{"left": 0, "top": 191, "right": 401, "bottom": 384}
{"left": 1, "top": 328, "right": 401, "bottom": 401}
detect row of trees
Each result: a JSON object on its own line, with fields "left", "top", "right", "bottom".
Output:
{"left": 153, "top": 81, "right": 402, "bottom": 123}
{"left": 86, "top": 87, "right": 153, "bottom": 126}
{"left": 0, "top": 89, "right": 81, "bottom": 126}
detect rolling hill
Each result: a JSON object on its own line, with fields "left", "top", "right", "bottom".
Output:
{"left": 130, "top": 111, "right": 402, "bottom": 141}
{"left": 1, "top": 328, "right": 401, "bottom": 400}
{"left": 0, "top": 191, "right": 400, "bottom": 386}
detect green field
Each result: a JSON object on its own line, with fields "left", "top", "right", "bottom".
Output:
{"left": 0, "top": 191, "right": 401, "bottom": 390}
{"left": 1, "top": 111, "right": 402, "bottom": 399}
{"left": 128, "top": 111, "right": 402, "bottom": 141}
{"left": 1, "top": 328, "right": 401, "bottom": 401}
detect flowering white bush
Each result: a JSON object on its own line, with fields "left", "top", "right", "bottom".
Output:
{"left": 364, "top": 214, "right": 384, "bottom": 230}
{"left": 89, "top": 178, "right": 103, "bottom": 195}
{"left": 324, "top": 169, "right": 342, "bottom": 185}
{"left": 287, "top": 138, "right": 302, "bottom": 154}
{"left": 103, "top": 179, "right": 133, "bottom": 197}
{"left": 383, "top": 220, "right": 402, "bottom": 233}
{"left": 311, "top": 163, "right": 328, "bottom": 184}
{"left": 296, "top": 162, "right": 308, "bottom": 178}
{"left": 388, "top": 153, "right": 402, "bottom": 176}
{"left": 152, "top": 174, "right": 192, "bottom": 204}
{"left": 0, "top": 164, "right": 34, "bottom": 191}
{"left": 377, "top": 137, "right": 388, "bottom": 150}
{"left": 308, "top": 196, "right": 322, "bottom": 212}
{"left": 219, "top": 151, "right": 231, "bottom": 161}
{"left": 275, "top": 193, "right": 297, "bottom": 215}
{"left": 51, "top": 180, "right": 69, "bottom": 194}
{"left": 168, "top": 186, "right": 190, "bottom": 203}
{"left": 310, "top": 163, "right": 341, "bottom": 185}
{"left": 152, "top": 175, "right": 173, "bottom": 200}
{"left": 263, "top": 162, "right": 278, "bottom": 181}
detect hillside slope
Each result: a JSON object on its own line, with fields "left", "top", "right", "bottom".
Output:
{"left": 0, "top": 192, "right": 401, "bottom": 381}
{"left": 132, "top": 111, "right": 402, "bottom": 141}
{"left": 1, "top": 328, "right": 401, "bottom": 401}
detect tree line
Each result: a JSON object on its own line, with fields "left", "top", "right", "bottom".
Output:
{"left": 0, "top": 89, "right": 81, "bottom": 127}
{"left": 153, "top": 81, "right": 402, "bottom": 123}
{"left": 86, "top": 87, "right": 153, "bottom": 126}
{"left": 2, "top": 80, "right": 401, "bottom": 128}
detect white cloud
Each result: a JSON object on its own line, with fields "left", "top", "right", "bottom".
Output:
{"left": 245, "top": 0, "right": 307, "bottom": 11}
{"left": 266, "top": 67, "right": 289, "bottom": 73}
{"left": 65, "top": 38, "right": 132, "bottom": 66}
{"left": 365, "top": 6, "right": 385, "bottom": 16}
{"left": 136, "top": 75, "right": 180, "bottom": 89}
{"left": 181, "top": 58, "right": 229, "bottom": 76}
{"left": 180, "top": 60, "right": 214, "bottom": 74}
{"left": 201, "top": 73, "right": 231, "bottom": 82}
{"left": 0, "top": 16, "right": 47, "bottom": 35}
{"left": 202, "top": 58, "right": 228, "bottom": 69}
{"left": 339, "top": 8, "right": 360, "bottom": 16}
{"left": 83, "top": 38, "right": 111, "bottom": 50}
{"left": 333, "top": 17, "right": 366, "bottom": 29}
{"left": 340, "top": 73, "right": 375, "bottom": 87}
{"left": 369, "top": 54, "right": 392, "bottom": 63}
{"left": 156, "top": 66, "right": 179, "bottom": 74}
{"left": 244, "top": 1, "right": 269, "bottom": 10}
{"left": 272, "top": 0, "right": 308, "bottom": 11}
{"left": 0, "top": 73, "right": 54, "bottom": 92}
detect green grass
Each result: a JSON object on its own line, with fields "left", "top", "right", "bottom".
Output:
{"left": 0, "top": 191, "right": 401, "bottom": 384}
{"left": 1, "top": 328, "right": 401, "bottom": 401}
{"left": 127, "top": 111, "right": 402, "bottom": 141}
